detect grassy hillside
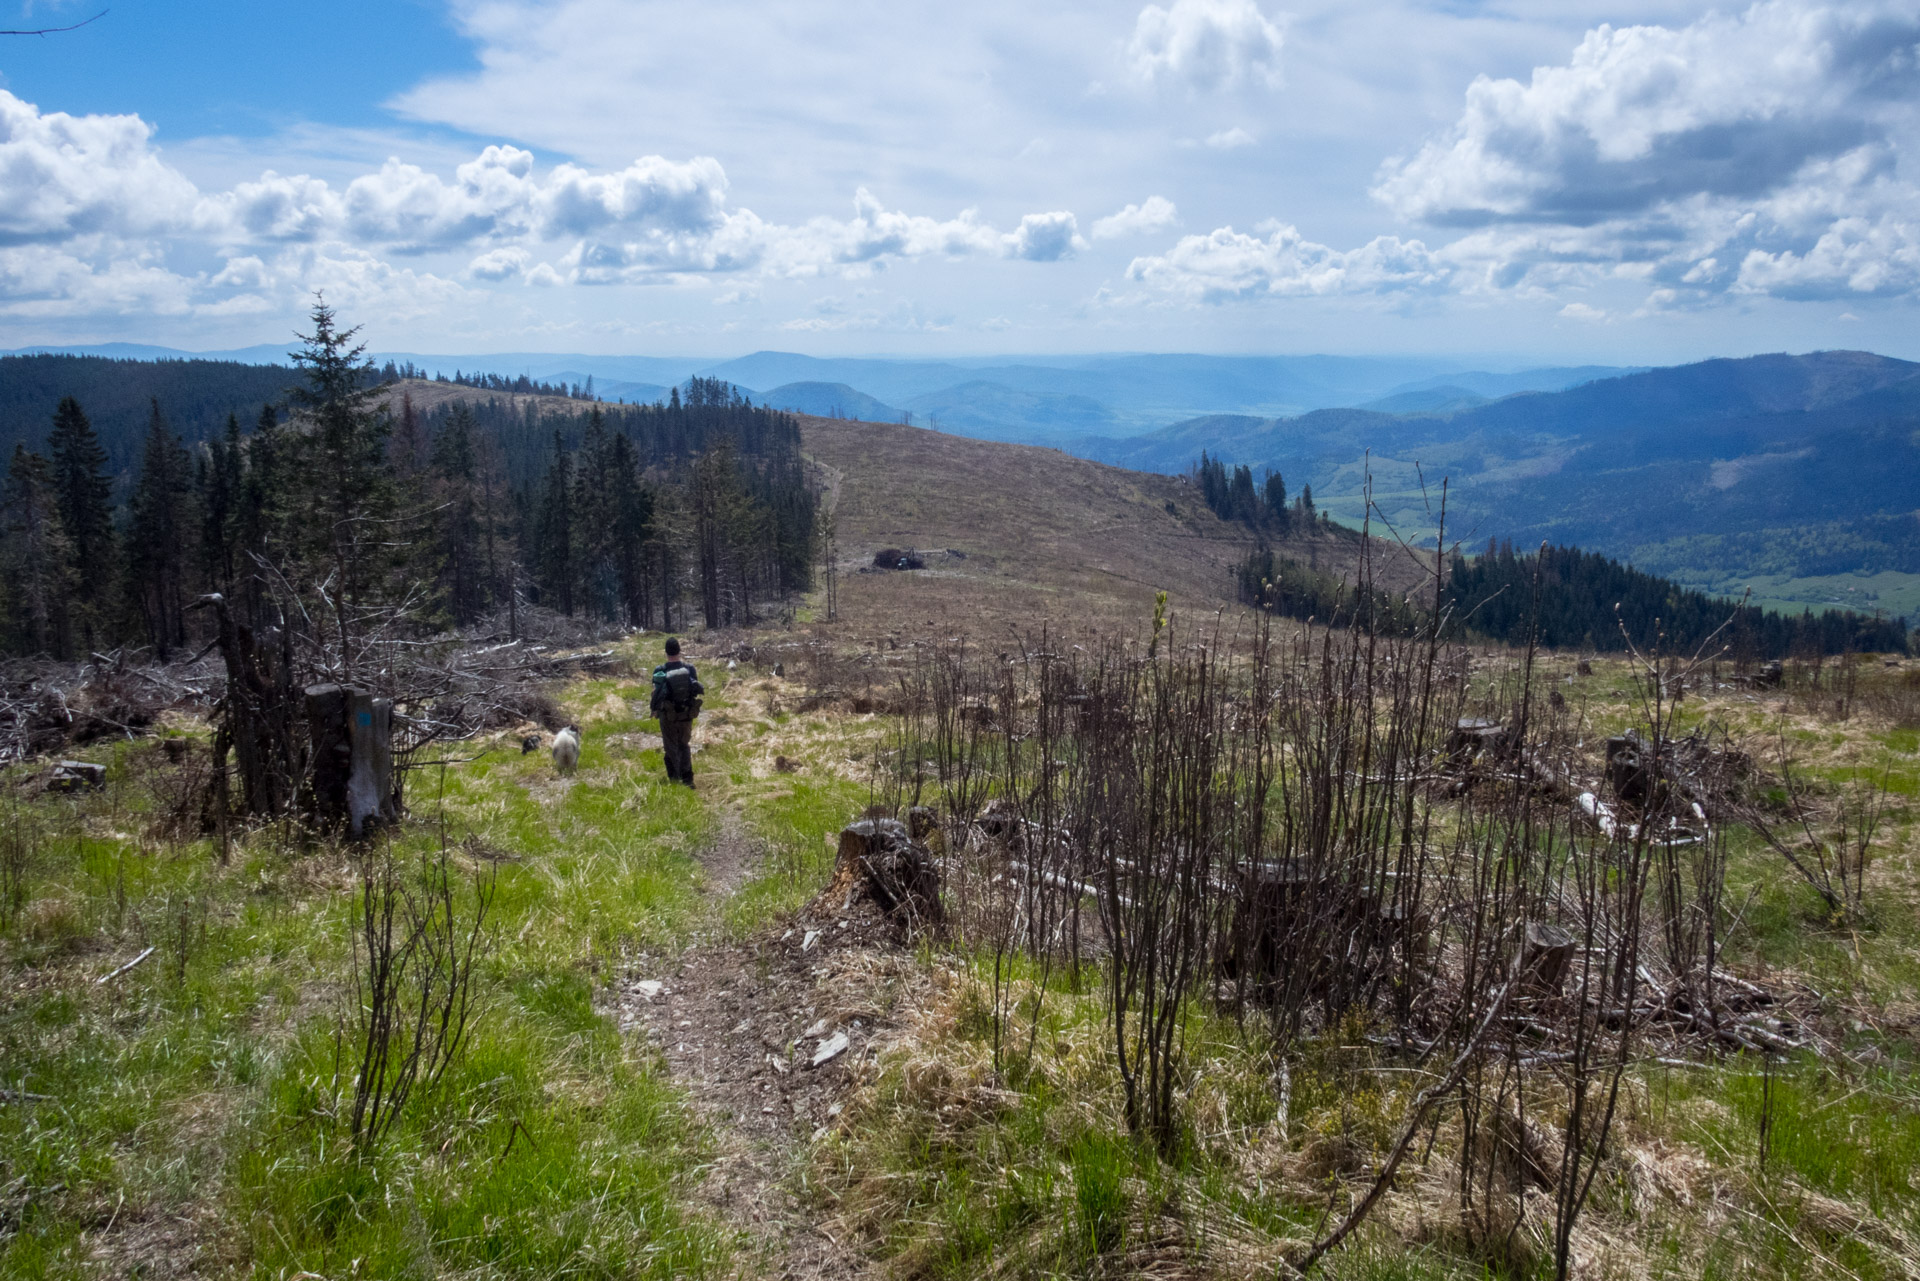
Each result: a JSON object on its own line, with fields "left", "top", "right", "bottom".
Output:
{"left": 794, "top": 413, "right": 1426, "bottom": 634}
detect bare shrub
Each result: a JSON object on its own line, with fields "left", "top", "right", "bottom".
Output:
{"left": 340, "top": 838, "right": 495, "bottom": 1157}
{"left": 892, "top": 530, "right": 1786, "bottom": 1279}
{"left": 0, "top": 802, "right": 35, "bottom": 931}
{"left": 130, "top": 737, "right": 218, "bottom": 844}
{"left": 161, "top": 888, "right": 209, "bottom": 983}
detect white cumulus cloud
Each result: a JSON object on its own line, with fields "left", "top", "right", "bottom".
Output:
{"left": 1128, "top": 0, "right": 1287, "bottom": 92}
{"left": 533, "top": 155, "right": 730, "bottom": 239}
{"left": 1092, "top": 196, "right": 1180, "bottom": 240}
{"left": 466, "top": 246, "right": 531, "bottom": 281}
{"left": 1003, "top": 211, "right": 1085, "bottom": 261}
{"left": 0, "top": 91, "right": 199, "bottom": 246}
{"left": 1126, "top": 223, "right": 1448, "bottom": 302}
{"left": 1368, "top": 0, "right": 1920, "bottom": 304}
{"left": 1206, "top": 127, "right": 1256, "bottom": 150}
{"left": 344, "top": 147, "right": 537, "bottom": 252}
{"left": 0, "top": 87, "right": 1092, "bottom": 326}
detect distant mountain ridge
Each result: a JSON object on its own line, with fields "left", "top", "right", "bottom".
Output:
{"left": 5, "top": 342, "right": 1631, "bottom": 446}
{"left": 4, "top": 345, "right": 1917, "bottom": 621}
{"left": 755, "top": 382, "right": 902, "bottom": 422}
{"left": 1075, "top": 350, "right": 1920, "bottom": 621}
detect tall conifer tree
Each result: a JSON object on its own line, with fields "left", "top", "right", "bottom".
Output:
{"left": 2, "top": 445, "right": 74, "bottom": 656}
{"left": 125, "top": 400, "right": 196, "bottom": 657}
{"left": 533, "top": 429, "right": 575, "bottom": 615}
{"left": 430, "top": 403, "right": 484, "bottom": 625}
{"left": 232, "top": 403, "right": 285, "bottom": 626}
{"left": 286, "top": 296, "right": 393, "bottom": 655}
{"left": 46, "top": 396, "right": 115, "bottom": 648}
{"left": 199, "top": 413, "right": 243, "bottom": 593}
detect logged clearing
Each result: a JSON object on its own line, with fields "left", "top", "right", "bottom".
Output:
{"left": 798, "top": 413, "right": 1429, "bottom": 634}
{"left": 3, "top": 408, "right": 1918, "bottom": 1281}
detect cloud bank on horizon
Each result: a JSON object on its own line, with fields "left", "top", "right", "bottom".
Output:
{"left": 1, "top": 0, "right": 1917, "bottom": 356}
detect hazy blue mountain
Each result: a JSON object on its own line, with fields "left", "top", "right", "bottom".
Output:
{"left": 1076, "top": 350, "right": 1920, "bottom": 617}
{"left": 6, "top": 344, "right": 1645, "bottom": 446}
{"left": 1383, "top": 365, "right": 1641, "bottom": 399}
{"left": 0, "top": 343, "right": 705, "bottom": 386}
{"left": 901, "top": 381, "right": 1129, "bottom": 442}
{"left": 696, "top": 352, "right": 1480, "bottom": 433}
{"left": 755, "top": 381, "right": 901, "bottom": 421}
{"left": 1359, "top": 386, "right": 1492, "bottom": 415}
{"left": 1094, "top": 351, "right": 1920, "bottom": 473}
{"left": 2, "top": 341, "right": 300, "bottom": 364}
{"left": 694, "top": 353, "right": 972, "bottom": 404}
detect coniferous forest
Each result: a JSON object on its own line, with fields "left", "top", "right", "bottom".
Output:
{"left": 0, "top": 305, "right": 817, "bottom": 659}
{"left": 1236, "top": 540, "right": 1911, "bottom": 657}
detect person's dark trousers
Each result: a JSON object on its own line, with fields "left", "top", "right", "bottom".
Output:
{"left": 661, "top": 716, "right": 694, "bottom": 785}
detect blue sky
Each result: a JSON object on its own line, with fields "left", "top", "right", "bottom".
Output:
{"left": 2, "top": 0, "right": 1918, "bottom": 361}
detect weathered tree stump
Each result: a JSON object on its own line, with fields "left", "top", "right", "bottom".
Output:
{"left": 835, "top": 818, "right": 944, "bottom": 928}
{"left": 304, "top": 683, "right": 397, "bottom": 837}
{"left": 1606, "top": 733, "right": 1656, "bottom": 805}
{"left": 1447, "top": 718, "right": 1514, "bottom": 765}
{"left": 1518, "top": 921, "right": 1575, "bottom": 995}
{"left": 191, "top": 594, "right": 304, "bottom": 819}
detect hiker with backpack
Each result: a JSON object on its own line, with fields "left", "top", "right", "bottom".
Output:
{"left": 650, "top": 637, "right": 704, "bottom": 787}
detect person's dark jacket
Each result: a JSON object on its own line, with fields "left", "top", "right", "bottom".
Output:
{"left": 650, "top": 659, "right": 704, "bottom": 722}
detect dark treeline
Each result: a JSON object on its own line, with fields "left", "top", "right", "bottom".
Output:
{"left": 1193, "top": 449, "right": 1321, "bottom": 531}
{"left": 0, "top": 308, "right": 816, "bottom": 659}
{"left": 375, "top": 360, "right": 598, "bottom": 401}
{"left": 0, "top": 354, "right": 292, "bottom": 480}
{"left": 1237, "top": 541, "right": 1910, "bottom": 657}
{"left": 421, "top": 376, "right": 806, "bottom": 484}
{"left": 1445, "top": 540, "right": 1909, "bottom": 657}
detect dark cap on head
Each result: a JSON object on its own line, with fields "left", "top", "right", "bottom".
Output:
{"left": 664, "top": 637, "right": 681, "bottom": 656}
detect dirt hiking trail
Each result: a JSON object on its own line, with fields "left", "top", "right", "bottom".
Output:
{"left": 615, "top": 798, "right": 924, "bottom": 1279}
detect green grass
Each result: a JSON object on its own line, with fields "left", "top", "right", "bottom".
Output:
{"left": 0, "top": 640, "right": 745, "bottom": 1277}
{"left": 6, "top": 639, "right": 1920, "bottom": 1280}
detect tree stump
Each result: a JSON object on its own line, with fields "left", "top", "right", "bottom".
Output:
{"left": 1518, "top": 921, "right": 1575, "bottom": 995}
{"left": 835, "top": 818, "right": 944, "bottom": 929}
{"left": 304, "top": 683, "right": 397, "bottom": 837}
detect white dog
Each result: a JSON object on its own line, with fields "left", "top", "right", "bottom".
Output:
{"left": 551, "top": 725, "right": 581, "bottom": 775}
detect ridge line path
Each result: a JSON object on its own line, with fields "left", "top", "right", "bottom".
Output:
{"left": 613, "top": 780, "right": 879, "bottom": 1280}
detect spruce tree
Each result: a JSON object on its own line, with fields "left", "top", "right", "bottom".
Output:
{"left": 286, "top": 296, "right": 394, "bottom": 651}
{"left": 2, "top": 445, "right": 74, "bottom": 656}
{"left": 390, "top": 390, "right": 427, "bottom": 480}
{"left": 125, "top": 400, "right": 196, "bottom": 657}
{"left": 473, "top": 430, "right": 514, "bottom": 634}
{"left": 46, "top": 396, "right": 115, "bottom": 649}
{"left": 1228, "top": 464, "right": 1257, "bottom": 524}
{"left": 430, "top": 403, "right": 483, "bottom": 625}
{"left": 604, "top": 430, "right": 653, "bottom": 626}
{"left": 198, "top": 413, "right": 243, "bottom": 593}
{"left": 533, "top": 429, "right": 575, "bottom": 615}
{"left": 571, "top": 409, "right": 614, "bottom": 618}
{"left": 1263, "top": 469, "right": 1288, "bottom": 531}
{"left": 692, "top": 444, "right": 728, "bottom": 627}
{"left": 233, "top": 403, "right": 285, "bottom": 626}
